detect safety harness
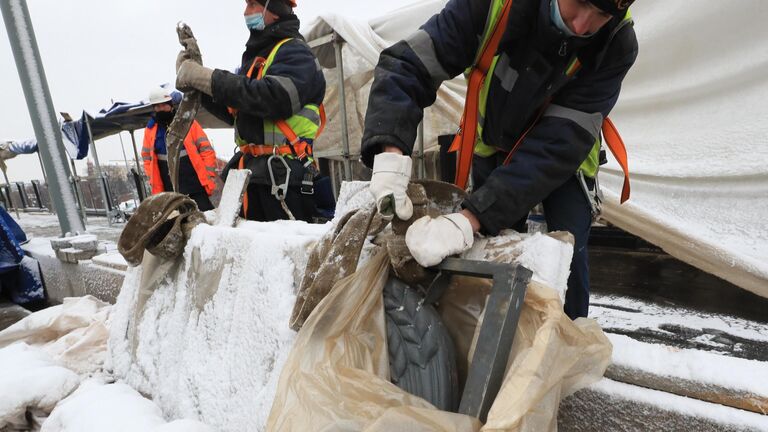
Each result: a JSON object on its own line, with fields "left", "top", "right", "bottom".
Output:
{"left": 449, "top": 0, "right": 631, "bottom": 204}
{"left": 228, "top": 38, "right": 327, "bottom": 219}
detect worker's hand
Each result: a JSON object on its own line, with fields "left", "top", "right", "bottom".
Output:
{"left": 176, "top": 60, "right": 214, "bottom": 96}
{"left": 369, "top": 152, "right": 413, "bottom": 220}
{"left": 405, "top": 213, "right": 474, "bottom": 267}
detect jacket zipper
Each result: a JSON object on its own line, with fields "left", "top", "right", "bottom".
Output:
{"left": 559, "top": 40, "right": 568, "bottom": 57}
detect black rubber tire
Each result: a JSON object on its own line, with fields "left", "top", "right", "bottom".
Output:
{"left": 384, "top": 276, "right": 459, "bottom": 412}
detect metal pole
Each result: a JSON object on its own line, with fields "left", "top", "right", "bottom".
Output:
{"left": 70, "top": 160, "right": 87, "bottom": 224}
{"left": 35, "top": 149, "right": 54, "bottom": 213}
{"left": 1, "top": 0, "right": 84, "bottom": 235}
{"left": 1, "top": 168, "right": 20, "bottom": 219}
{"left": 333, "top": 33, "right": 353, "bottom": 181}
{"left": 83, "top": 115, "right": 112, "bottom": 226}
{"left": 117, "top": 131, "right": 131, "bottom": 171}
{"left": 129, "top": 130, "right": 142, "bottom": 175}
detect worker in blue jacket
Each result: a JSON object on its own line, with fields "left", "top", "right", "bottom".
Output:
{"left": 361, "top": 0, "right": 639, "bottom": 319}
{"left": 176, "top": 0, "right": 326, "bottom": 222}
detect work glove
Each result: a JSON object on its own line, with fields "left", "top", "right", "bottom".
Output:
{"left": 176, "top": 60, "right": 213, "bottom": 96}
{"left": 176, "top": 50, "right": 193, "bottom": 73}
{"left": 405, "top": 213, "right": 474, "bottom": 267}
{"left": 369, "top": 152, "right": 413, "bottom": 220}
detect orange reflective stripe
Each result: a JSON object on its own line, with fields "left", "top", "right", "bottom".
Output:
{"left": 601, "top": 117, "right": 631, "bottom": 203}
{"left": 317, "top": 104, "right": 327, "bottom": 138}
{"left": 451, "top": 0, "right": 515, "bottom": 189}
{"left": 240, "top": 142, "right": 313, "bottom": 159}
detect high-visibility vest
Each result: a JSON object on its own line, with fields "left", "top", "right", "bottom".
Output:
{"left": 230, "top": 38, "right": 326, "bottom": 158}
{"left": 141, "top": 121, "right": 217, "bottom": 196}
{"left": 450, "top": 0, "right": 631, "bottom": 203}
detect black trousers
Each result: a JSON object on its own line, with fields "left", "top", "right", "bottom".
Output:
{"left": 472, "top": 154, "right": 594, "bottom": 320}
{"left": 187, "top": 191, "right": 214, "bottom": 212}
{"left": 243, "top": 184, "right": 315, "bottom": 222}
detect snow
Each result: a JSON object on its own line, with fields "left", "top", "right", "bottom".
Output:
{"left": 108, "top": 220, "right": 328, "bottom": 432}
{"left": 332, "top": 180, "right": 375, "bottom": 224}
{"left": 41, "top": 380, "right": 213, "bottom": 432}
{"left": 591, "top": 294, "right": 768, "bottom": 343}
{"left": 0, "top": 342, "right": 80, "bottom": 429}
{"left": 609, "top": 333, "right": 768, "bottom": 398}
{"left": 591, "top": 378, "right": 768, "bottom": 430}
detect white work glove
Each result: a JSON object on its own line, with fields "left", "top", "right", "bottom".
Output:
{"left": 405, "top": 213, "right": 474, "bottom": 267}
{"left": 369, "top": 152, "right": 413, "bottom": 220}
{"left": 176, "top": 60, "right": 214, "bottom": 96}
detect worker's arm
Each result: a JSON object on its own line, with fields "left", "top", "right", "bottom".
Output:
{"left": 463, "top": 28, "right": 639, "bottom": 236}
{"left": 360, "top": 0, "right": 491, "bottom": 168}
{"left": 210, "top": 40, "right": 325, "bottom": 120}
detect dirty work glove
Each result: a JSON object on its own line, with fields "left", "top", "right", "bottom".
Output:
{"left": 369, "top": 152, "right": 413, "bottom": 220}
{"left": 176, "top": 50, "right": 192, "bottom": 73}
{"left": 176, "top": 60, "right": 213, "bottom": 96}
{"left": 405, "top": 213, "right": 474, "bottom": 267}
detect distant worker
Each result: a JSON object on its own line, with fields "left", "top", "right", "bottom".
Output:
{"left": 175, "top": 0, "right": 326, "bottom": 222}
{"left": 362, "top": 0, "right": 638, "bottom": 319}
{"left": 142, "top": 87, "right": 218, "bottom": 211}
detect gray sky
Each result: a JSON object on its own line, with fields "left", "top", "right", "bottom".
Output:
{"left": 0, "top": 0, "right": 416, "bottom": 182}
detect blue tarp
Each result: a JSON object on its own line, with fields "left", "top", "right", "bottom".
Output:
{"left": 59, "top": 89, "right": 233, "bottom": 160}
{"left": 0, "top": 207, "right": 44, "bottom": 305}
{"left": 3, "top": 139, "right": 38, "bottom": 156}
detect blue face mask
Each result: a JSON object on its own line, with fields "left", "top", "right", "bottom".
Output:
{"left": 550, "top": 0, "right": 592, "bottom": 38}
{"left": 245, "top": 0, "right": 270, "bottom": 31}
{"left": 245, "top": 12, "right": 266, "bottom": 31}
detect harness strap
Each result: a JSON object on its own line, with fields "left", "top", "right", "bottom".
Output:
{"left": 448, "top": 0, "right": 515, "bottom": 189}
{"left": 448, "top": 0, "right": 631, "bottom": 204}
{"left": 601, "top": 118, "right": 630, "bottom": 203}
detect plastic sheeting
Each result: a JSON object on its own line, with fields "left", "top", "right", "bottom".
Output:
{"left": 0, "top": 296, "right": 111, "bottom": 374}
{"left": 304, "top": 0, "right": 768, "bottom": 298}
{"left": 267, "top": 235, "right": 611, "bottom": 431}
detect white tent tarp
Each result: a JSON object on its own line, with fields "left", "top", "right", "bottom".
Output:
{"left": 305, "top": 0, "right": 768, "bottom": 298}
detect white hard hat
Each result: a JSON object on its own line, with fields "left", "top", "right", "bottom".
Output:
{"left": 148, "top": 87, "right": 173, "bottom": 105}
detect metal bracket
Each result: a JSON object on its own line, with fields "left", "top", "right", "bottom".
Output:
{"left": 427, "top": 258, "right": 532, "bottom": 423}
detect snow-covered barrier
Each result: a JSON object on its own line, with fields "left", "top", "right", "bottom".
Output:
{"left": 108, "top": 220, "right": 329, "bottom": 432}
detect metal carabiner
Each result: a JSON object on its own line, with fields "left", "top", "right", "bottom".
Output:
{"left": 267, "top": 154, "right": 291, "bottom": 201}
{"left": 576, "top": 170, "right": 602, "bottom": 222}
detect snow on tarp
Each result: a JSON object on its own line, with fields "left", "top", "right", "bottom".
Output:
{"left": 0, "top": 296, "right": 111, "bottom": 374}
{"left": 304, "top": 0, "right": 768, "bottom": 298}
{"left": 0, "top": 342, "right": 80, "bottom": 430}
{"left": 41, "top": 380, "right": 213, "bottom": 432}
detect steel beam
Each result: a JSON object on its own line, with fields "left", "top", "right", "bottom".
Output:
{"left": 430, "top": 258, "right": 532, "bottom": 423}
{"left": 333, "top": 33, "right": 353, "bottom": 181}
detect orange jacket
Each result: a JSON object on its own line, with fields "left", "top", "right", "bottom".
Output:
{"left": 142, "top": 120, "right": 217, "bottom": 196}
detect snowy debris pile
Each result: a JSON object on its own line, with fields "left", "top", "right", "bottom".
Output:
{"left": 107, "top": 220, "right": 329, "bottom": 432}
{"left": 50, "top": 234, "right": 104, "bottom": 263}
